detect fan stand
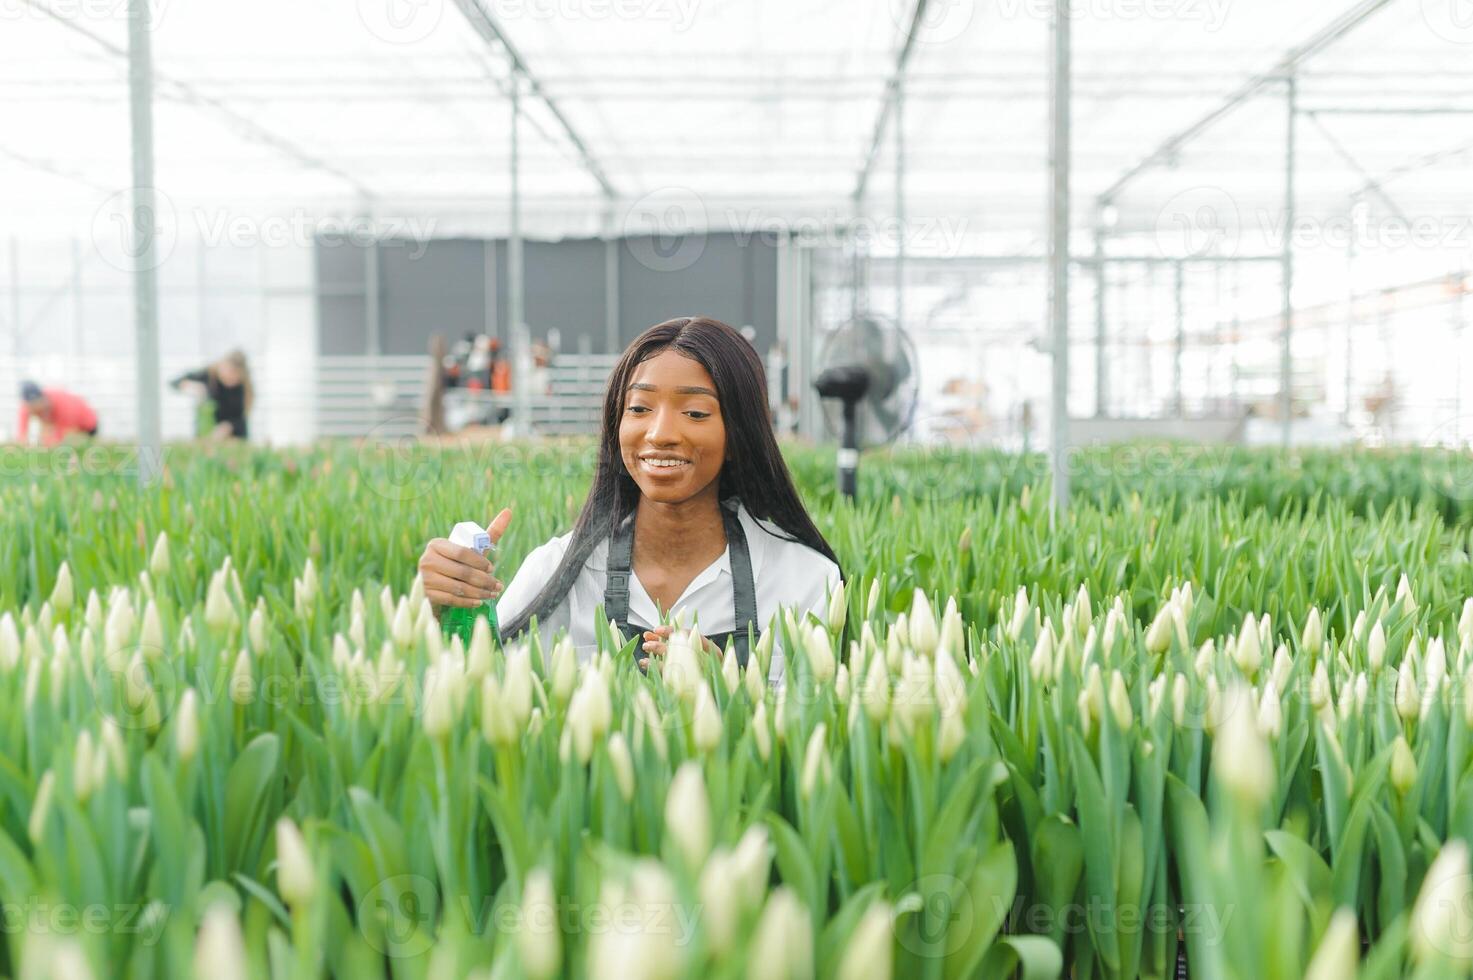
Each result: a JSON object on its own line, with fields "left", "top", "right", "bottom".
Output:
{"left": 814, "top": 365, "right": 871, "bottom": 499}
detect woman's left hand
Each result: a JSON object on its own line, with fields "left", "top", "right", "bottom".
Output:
{"left": 639, "top": 626, "right": 721, "bottom": 669}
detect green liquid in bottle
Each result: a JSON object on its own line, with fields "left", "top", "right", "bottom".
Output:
{"left": 442, "top": 599, "right": 498, "bottom": 646}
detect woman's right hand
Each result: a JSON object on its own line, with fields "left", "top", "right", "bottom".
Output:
{"left": 419, "top": 508, "right": 513, "bottom": 609}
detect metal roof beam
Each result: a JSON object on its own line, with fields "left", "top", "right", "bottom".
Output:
{"left": 450, "top": 0, "right": 617, "bottom": 199}
{"left": 853, "top": 0, "right": 932, "bottom": 204}
{"left": 1097, "top": 0, "right": 1396, "bottom": 207}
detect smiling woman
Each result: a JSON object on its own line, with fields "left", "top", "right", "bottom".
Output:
{"left": 417, "top": 316, "right": 843, "bottom": 680}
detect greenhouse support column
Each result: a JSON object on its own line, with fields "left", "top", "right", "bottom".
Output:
{"left": 364, "top": 238, "right": 380, "bottom": 430}
{"left": 1047, "top": 0, "right": 1072, "bottom": 514}
{"left": 1173, "top": 259, "right": 1184, "bottom": 416}
{"left": 894, "top": 71, "right": 906, "bottom": 344}
{"left": 509, "top": 70, "right": 530, "bottom": 434}
{"left": 1280, "top": 75, "right": 1297, "bottom": 448}
{"left": 71, "top": 238, "right": 84, "bottom": 361}
{"left": 1344, "top": 229, "right": 1356, "bottom": 423}
{"left": 128, "top": 0, "right": 161, "bottom": 485}
{"left": 1093, "top": 228, "right": 1106, "bottom": 418}
{"left": 604, "top": 196, "right": 619, "bottom": 354}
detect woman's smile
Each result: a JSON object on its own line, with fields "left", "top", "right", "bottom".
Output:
{"left": 619, "top": 349, "right": 727, "bottom": 504}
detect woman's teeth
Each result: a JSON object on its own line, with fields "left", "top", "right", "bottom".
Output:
{"left": 643, "top": 459, "right": 689, "bottom": 469}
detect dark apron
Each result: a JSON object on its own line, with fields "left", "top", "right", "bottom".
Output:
{"left": 603, "top": 498, "right": 760, "bottom": 667}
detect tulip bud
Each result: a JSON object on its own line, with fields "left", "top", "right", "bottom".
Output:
{"left": 1234, "top": 614, "right": 1261, "bottom": 679}
{"left": 1309, "top": 662, "right": 1330, "bottom": 711}
{"left": 548, "top": 636, "right": 576, "bottom": 705}
{"left": 1368, "top": 621, "right": 1386, "bottom": 673}
{"left": 721, "top": 647, "right": 741, "bottom": 696}
{"left": 837, "top": 900, "right": 894, "bottom": 980}
{"left": 1256, "top": 681, "right": 1282, "bottom": 739}
{"left": 1028, "top": 626, "right": 1055, "bottom": 685}
{"left": 247, "top": 602, "right": 268, "bottom": 654}
{"left": 1304, "top": 908, "right": 1359, "bottom": 980}
{"left": 1172, "top": 673, "right": 1188, "bottom": 727}
{"left": 826, "top": 580, "right": 847, "bottom": 636}
{"left": 28, "top": 769, "right": 55, "bottom": 844}
{"left": 1396, "top": 659, "right": 1420, "bottom": 722}
{"left": 139, "top": 599, "right": 164, "bottom": 657}
{"left": 275, "top": 818, "right": 318, "bottom": 908}
{"left": 1270, "top": 645, "right": 1292, "bottom": 694}
{"left": 937, "top": 704, "right": 964, "bottom": 762}
{"left": 800, "top": 723, "right": 829, "bottom": 800}
{"left": 694, "top": 683, "right": 722, "bottom": 754}
{"left": 803, "top": 624, "right": 836, "bottom": 684}
{"left": 391, "top": 598, "right": 414, "bottom": 649}
{"left": 517, "top": 868, "right": 561, "bottom": 980}
{"left": 50, "top": 562, "right": 74, "bottom": 615}
{"left": 481, "top": 675, "right": 518, "bottom": 747}
{"left": 0, "top": 613, "right": 18, "bottom": 671}
{"left": 754, "top": 628, "right": 775, "bottom": 676}
{"left": 752, "top": 698, "right": 773, "bottom": 761}
{"left": 1391, "top": 735, "right": 1417, "bottom": 796}
{"left": 205, "top": 572, "right": 235, "bottom": 634}
{"left": 229, "top": 648, "right": 254, "bottom": 705}
{"left": 748, "top": 887, "right": 813, "bottom": 980}
{"left": 300, "top": 559, "right": 319, "bottom": 607}
{"left": 1396, "top": 573, "right": 1416, "bottom": 611}
{"left": 194, "top": 903, "right": 247, "bottom": 980}
{"left": 1145, "top": 605, "right": 1173, "bottom": 655}
{"left": 1301, "top": 608, "right": 1323, "bottom": 655}
{"left": 909, "top": 590, "right": 938, "bottom": 657}
{"left": 149, "top": 532, "right": 171, "bottom": 578}
{"left": 1411, "top": 840, "right": 1473, "bottom": 967}
{"left": 1108, "top": 671, "right": 1134, "bottom": 732}
{"left": 1460, "top": 597, "right": 1473, "bottom": 648}
{"left": 1212, "top": 684, "right": 1273, "bottom": 807}
{"left": 422, "top": 666, "right": 457, "bottom": 740}
{"left": 1425, "top": 637, "right": 1448, "bottom": 703}
{"left": 1006, "top": 587, "right": 1031, "bottom": 642}
{"left": 665, "top": 763, "right": 711, "bottom": 869}
{"left": 606, "top": 732, "right": 635, "bottom": 801}
{"left": 835, "top": 662, "right": 851, "bottom": 704}
{"left": 503, "top": 647, "right": 535, "bottom": 730}
{"left": 176, "top": 689, "right": 200, "bottom": 763}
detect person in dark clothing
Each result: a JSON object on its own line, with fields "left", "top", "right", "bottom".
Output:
{"left": 171, "top": 349, "right": 253, "bottom": 440}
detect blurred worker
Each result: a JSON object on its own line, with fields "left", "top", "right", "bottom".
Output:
{"left": 490, "top": 339, "right": 512, "bottom": 394}
{"left": 423, "top": 334, "right": 449, "bottom": 436}
{"left": 171, "top": 349, "right": 253, "bottom": 440}
{"left": 16, "top": 381, "right": 99, "bottom": 445}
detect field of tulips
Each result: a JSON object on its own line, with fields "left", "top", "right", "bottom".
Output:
{"left": 3, "top": 440, "right": 1473, "bottom": 978}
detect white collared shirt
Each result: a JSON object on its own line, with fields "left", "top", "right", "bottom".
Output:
{"left": 496, "top": 500, "right": 841, "bottom": 680}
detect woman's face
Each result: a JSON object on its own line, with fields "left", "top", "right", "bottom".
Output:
{"left": 619, "top": 349, "right": 727, "bottom": 506}
{"left": 217, "top": 360, "right": 242, "bottom": 386}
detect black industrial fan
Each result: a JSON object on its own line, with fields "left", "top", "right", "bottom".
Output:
{"left": 813, "top": 315, "right": 919, "bottom": 498}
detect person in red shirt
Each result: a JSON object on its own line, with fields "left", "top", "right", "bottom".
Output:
{"left": 17, "top": 381, "right": 99, "bottom": 446}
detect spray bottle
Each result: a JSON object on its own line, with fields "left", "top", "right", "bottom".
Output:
{"left": 441, "top": 521, "right": 499, "bottom": 645}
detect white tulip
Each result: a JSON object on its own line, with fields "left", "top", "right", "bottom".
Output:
{"left": 503, "top": 647, "right": 534, "bottom": 729}
{"left": 803, "top": 624, "right": 836, "bottom": 685}
{"left": 700, "top": 849, "right": 739, "bottom": 955}
{"left": 908, "top": 590, "right": 938, "bottom": 658}
{"left": 1108, "top": 671, "right": 1134, "bottom": 732}
{"left": 0, "top": 613, "right": 18, "bottom": 671}
{"left": 1028, "top": 626, "right": 1055, "bottom": 684}
{"left": 193, "top": 903, "right": 247, "bottom": 980}
{"left": 1391, "top": 735, "right": 1418, "bottom": 796}
{"left": 148, "top": 532, "right": 171, "bottom": 579}
{"left": 176, "top": 689, "right": 201, "bottom": 763}
{"left": 665, "top": 763, "right": 711, "bottom": 869}
{"left": 835, "top": 662, "right": 851, "bottom": 703}
{"left": 1368, "top": 621, "right": 1387, "bottom": 673}
{"left": 745, "top": 655, "right": 766, "bottom": 702}
{"left": 421, "top": 665, "right": 457, "bottom": 740}
{"left": 1172, "top": 674, "right": 1188, "bottom": 727}
{"left": 747, "top": 887, "right": 813, "bottom": 980}
{"left": 731, "top": 825, "right": 772, "bottom": 908}
{"left": 517, "top": 868, "right": 561, "bottom": 980}
{"left": 50, "top": 562, "right": 74, "bottom": 614}
{"left": 1212, "top": 684, "right": 1273, "bottom": 807}
{"left": 229, "top": 648, "right": 254, "bottom": 705}
{"left": 1301, "top": 607, "right": 1323, "bottom": 654}
{"left": 866, "top": 578, "right": 882, "bottom": 620}
{"left": 248, "top": 602, "right": 268, "bottom": 654}
{"left": 1396, "top": 659, "right": 1420, "bottom": 722}
{"left": 1412, "top": 840, "right": 1473, "bottom": 968}
{"left": 299, "top": 558, "right": 319, "bottom": 607}
{"left": 800, "top": 723, "right": 830, "bottom": 800}
{"left": 837, "top": 900, "right": 893, "bottom": 980}
{"left": 1145, "top": 604, "right": 1173, "bottom": 655}
{"left": 606, "top": 732, "right": 635, "bottom": 801}
{"left": 721, "top": 647, "right": 741, "bottom": 696}
{"left": 1396, "top": 573, "right": 1416, "bottom": 611}
{"left": 860, "top": 656, "right": 891, "bottom": 723}
{"left": 28, "top": 770, "right": 55, "bottom": 844}
{"left": 481, "top": 675, "right": 518, "bottom": 747}
{"left": 140, "top": 600, "right": 164, "bottom": 657}
{"left": 205, "top": 572, "right": 235, "bottom": 634}
{"left": 391, "top": 597, "right": 414, "bottom": 649}
{"left": 85, "top": 590, "right": 103, "bottom": 637}
{"left": 1303, "top": 907, "right": 1358, "bottom": 980}
{"left": 1256, "top": 681, "right": 1282, "bottom": 739}
{"left": 275, "top": 818, "right": 318, "bottom": 908}
{"left": 1270, "top": 645, "right": 1292, "bottom": 694}
{"left": 826, "top": 580, "right": 847, "bottom": 635}
{"left": 752, "top": 697, "right": 773, "bottom": 761}
{"left": 937, "top": 703, "right": 965, "bottom": 762}
{"left": 1006, "top": 587, "right": 1031, "bottom": 641}
{"left": 693, "top": 683, "right": 722, "bottom": 754}
{"left": 1234, "top": 614, "right": 1261, "bottom": 679}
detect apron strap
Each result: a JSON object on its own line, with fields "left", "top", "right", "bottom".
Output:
{"left": 603, "top": 499, "right": 760, "bottom": 666}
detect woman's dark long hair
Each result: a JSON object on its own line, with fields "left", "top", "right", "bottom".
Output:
{"left": 499, "top": 316, "right": 841, "bottom": 639}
